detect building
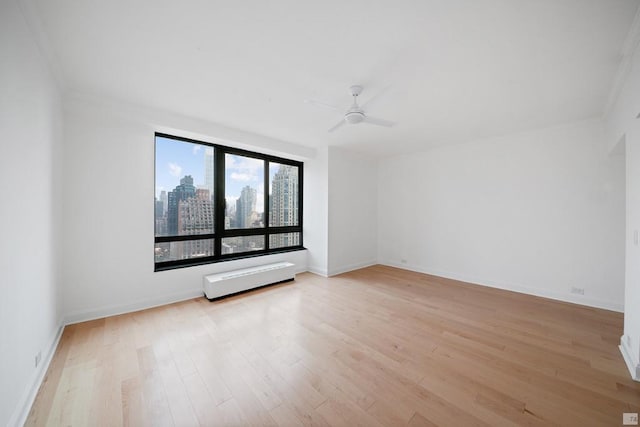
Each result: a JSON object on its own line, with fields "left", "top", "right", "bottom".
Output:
{"left": 235, "top": 185, "right": 258, "bottom": 229}
{"left": 176, "top": 191, "right": 214, "bottom": 258}
{"left": 164, "top": 182, "right": 214, "bottom": 260}
{"left": 177, "top": 190, "right": 213, "bottom": 235}
{"left": 270, "top": 164, "right": 300, "bottom": 247}
{"left": 167, "top": 175, "right": 196, "bottom": 235}
{"left": 204, "top": 147, "right": 214, "bottom": 202}
{"left": 154, "top": 198, "right": 167, "bottom": 236}
{"left": 160, "top": 190, "right": 168, "bottom": 215}
{"left": 154, "top": 198, "right": 163, "bottom": 220}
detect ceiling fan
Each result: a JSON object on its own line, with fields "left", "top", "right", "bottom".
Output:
{"left": 305, "top": 85, "right": 395, "bottom": 132}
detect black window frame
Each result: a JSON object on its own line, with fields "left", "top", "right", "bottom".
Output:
{"left": 154, "top": 132, "right": 304, "bottom": 271}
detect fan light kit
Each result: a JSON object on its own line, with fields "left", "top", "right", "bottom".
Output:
{"left": 345, "top": 111, "right": 365, "bottom": 124}
{"left": 305, "top": 85, "right": 396, "bottom": 132}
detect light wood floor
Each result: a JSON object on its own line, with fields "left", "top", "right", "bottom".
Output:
{"left": 26, "top": 265, "right": 640, "bottom": 426}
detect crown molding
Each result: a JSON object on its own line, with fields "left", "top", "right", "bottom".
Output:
{"left": 17, "top": 0, "right": 67, "bottom": 91}
{"left": 603, "top": 6, "right": 640, "bottom": 118}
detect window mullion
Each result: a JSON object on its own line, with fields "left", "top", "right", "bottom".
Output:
{"left": 264, "top": 159, "right": 270, "bottom": 251}
{"left": 214, "top": 147, "right": 225, "bottom": 257}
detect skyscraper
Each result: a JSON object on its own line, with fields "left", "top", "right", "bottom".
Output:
{"left": 154, "top": 198, "right": 167, "bottom": 235}
{"left": 160, "top": 190, "right": 168, "bottom": 215}
{"left": 176, "top": 188, "right": 214, "bottom": 258}
{"left": 235, "top": 185, "right": 257, "bottom": 229}
{"left": 167, "top": 175, "right": 196, "bottom": 235}
{"left": 178, "top": 188, "right": 213, "bottom": 235}
{"left": 270, "top": 165, "right": 298, "bottom": 226}
{"left": 204, "top": 147, "right": 214, "bottom": 202}
{"left": 155, "top": 198, "right": 163, "bottom": 220}
{"left": 270, "top": 164, "right": 299, "bottom": 247}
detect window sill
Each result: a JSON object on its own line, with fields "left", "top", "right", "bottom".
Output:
{"left": 154, "top": 246, "right": 306, "bottom": 272}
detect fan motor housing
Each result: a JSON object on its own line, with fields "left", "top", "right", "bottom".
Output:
{"left": 345, "top": 111, "right": 365, "bottom": 124}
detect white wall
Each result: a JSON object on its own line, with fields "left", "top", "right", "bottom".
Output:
{"left": 0, "top": 1, "right": 64, "bottom": 425}
{"left": 61, "top": 97, "right": 313, "bottom": 323}
{"left": 304, "top": 146, "right": 329, "bottom": 275}
{"left": 379, "top": 119, "right": 625, "bottom": 311}
{"left": 327, "top": 146, "right": 378, "bottom": 276}
{"left": 606, "top": 33, "right": 640, "bottom": 380}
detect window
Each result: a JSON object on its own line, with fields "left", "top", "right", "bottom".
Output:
{"left": 154, "top": 133, "right": 303, "bottom": 270}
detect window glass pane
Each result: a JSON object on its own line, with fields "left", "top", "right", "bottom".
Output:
{"left": 225, "top": 154, "right": 264, "bottom": 229}
{"left": 155, "top": 134, "right": 303, "bottom": 269}
{"left": 155, "top": 137, "right": 214, "bottom": 237}
{"left": 269, "top": 232, "right": 301, "bottom": 249}
{"left": 269, "top": 163, "right": 299, "bottom": 226}
{"left": 222, "top": 236, "right": 265, "bottom": 255}
{"left": 155, "top": 239, "right": 215, "bottom": 262}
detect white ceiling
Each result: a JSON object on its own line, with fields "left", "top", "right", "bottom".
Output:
{"left": 32, "top": 0, "right": 639, "bottom": 157}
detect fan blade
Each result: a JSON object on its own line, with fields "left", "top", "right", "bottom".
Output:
{"left": 360, "top": 85, "right": 390, "bottom": 110}
{"left": 363, "top": 116, "right": 395, "bottom": 128}
{"left": 304, "top": 99, "right": 342, "bottom": 113}
{"left": 328, "top": 119, "right": 346, "bottom": 132}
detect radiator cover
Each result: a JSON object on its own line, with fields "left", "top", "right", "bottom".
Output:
{"left": 203, "top": 262, "right": 296, "bottom": 300}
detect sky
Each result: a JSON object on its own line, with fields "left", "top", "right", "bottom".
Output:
{"left": 155, "top": 136, "right": 282, "bottom": 213}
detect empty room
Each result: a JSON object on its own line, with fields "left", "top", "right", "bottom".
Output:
{"left": 3, "top": 0, "right": 640, "bottom": 426}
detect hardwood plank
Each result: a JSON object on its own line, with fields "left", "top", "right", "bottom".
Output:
{"left": 137, "top": 346, "right": 174, "bottom": 427}
{"left": 152, "top": 341, "right": 199, "bottom": 427}
{"left": 121, "top": 377, "right": 148, "bottom": 427}
{"left": 25, "top": 266, "right": 640, "bottom": 426}
{"left": 24, "top": 327, "right": 75, "bottom": 426}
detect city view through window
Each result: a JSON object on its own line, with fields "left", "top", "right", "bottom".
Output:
{"left": 154, "top": 135, "right": 301, "bottom": 266}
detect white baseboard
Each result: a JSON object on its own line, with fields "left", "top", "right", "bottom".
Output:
{"left": 65, "top": 264, "right": 311, "bottom": 325}
{"left": 294, "top": 266, "right": 308, "bottom": 275}
{"left": 307, "top": 265, "right": 328, "bottom": 277}
{"left": 620, "top": 336, "right": 640, "bottom": 382}
{"left": 63, "top": 288, "right": 205, "bottom": 325}
{"left": 328, "top": 260, "right": 377, "bottom": 277}
{"left": 9, "top": 321, "right": 65, "bottom": 427}
{"left": 380, "top": 261, "right": 624, "bottom": 313}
